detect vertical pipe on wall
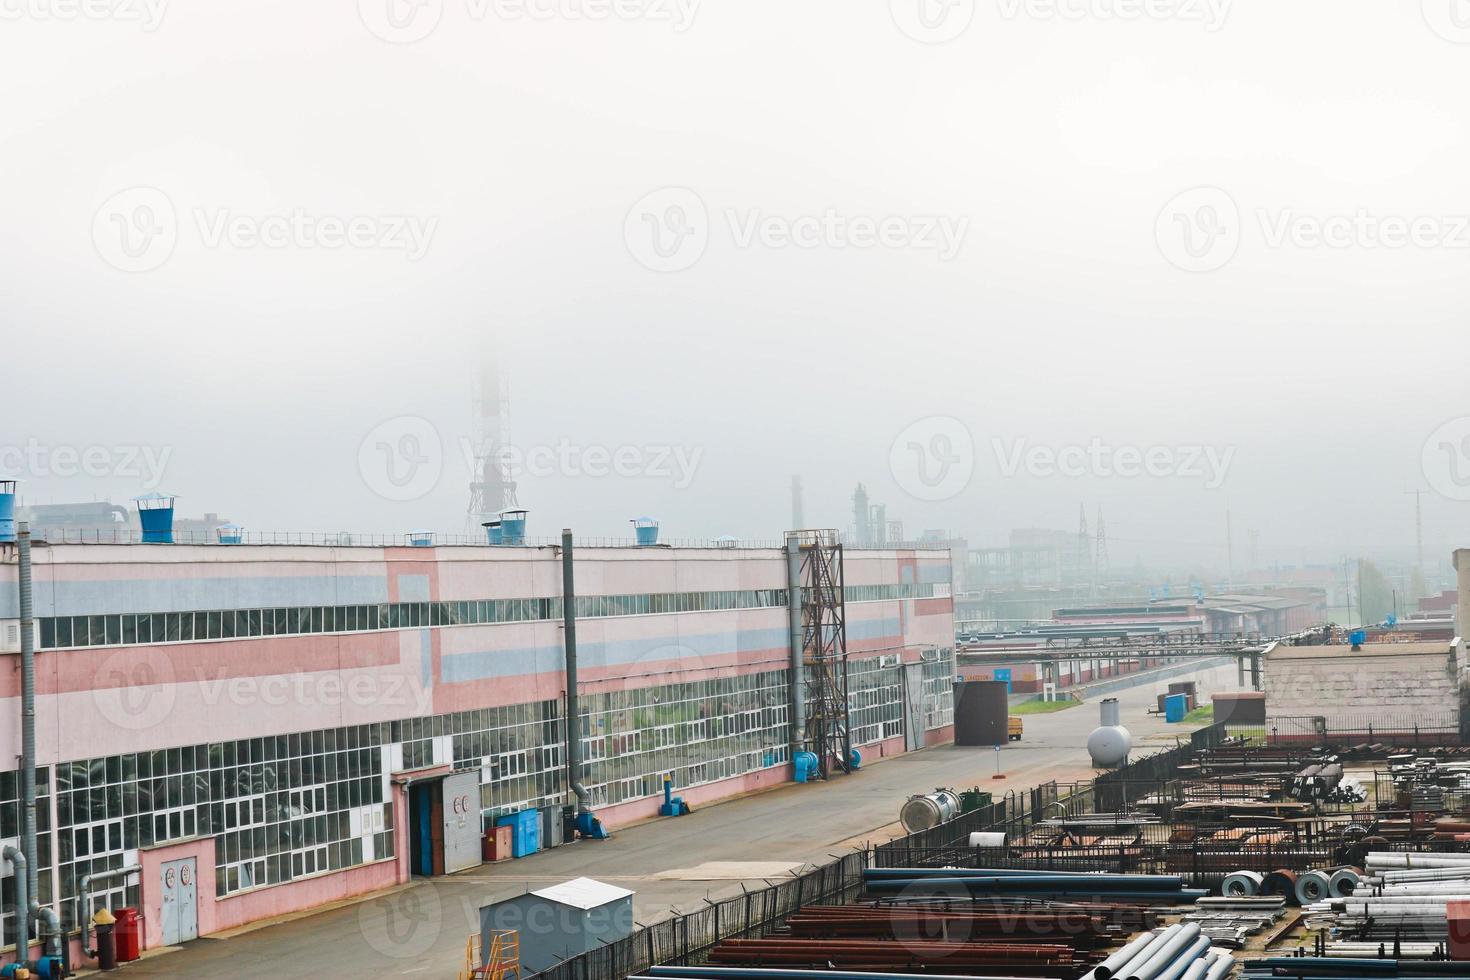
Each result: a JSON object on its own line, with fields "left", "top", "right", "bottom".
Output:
{"left": 560, "top": 529, "right": 590, "bottom": 813}
{"left": 785, "top": 538, "right": 806, "bottom": 760}
{"left": 17, "top": 523, "right": 38, "bottom": 952}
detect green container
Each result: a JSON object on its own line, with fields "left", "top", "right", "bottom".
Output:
{"left": 958, "top": 789, "right": 992, "bottom": 813}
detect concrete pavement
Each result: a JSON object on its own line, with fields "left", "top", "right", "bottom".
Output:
{"left": 109, "top": 660, "right": 1245, "bottom": 978}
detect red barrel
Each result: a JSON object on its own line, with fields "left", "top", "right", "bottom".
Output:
{"left": 114, "top": 908, "right": 142, "bottom": 962}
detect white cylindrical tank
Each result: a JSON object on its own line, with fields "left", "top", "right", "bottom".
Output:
{"left": 1088, "top": 698, "right": 1132, "bottom": 768}
{"left": 900, "top": 789, "right": 961, "bottom": 832}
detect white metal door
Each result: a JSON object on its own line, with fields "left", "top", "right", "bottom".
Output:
{"left": 160, "top": 858, "right": 199, "bottom": 944}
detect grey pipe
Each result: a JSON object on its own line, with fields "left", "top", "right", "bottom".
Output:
{"left": 17, "top": 524, "right": 38, "bottom": 951}
{"left": 81, "top": 864, "right": 142, "bottom": 958}
{"left": 1155, "top": 935, "right": 1211, "bottom": 980}
{"left": 1093, "top": 929, "right": 1161, "bottom": 980}
{"left": 1178, "top": 957, "right": 1212, "bottom": 980}
{"left": 4, "top": 845, "right": 29, "bottom": 965}
{"left": 1202, "top": 952, "right": 1234, "bottom": 980}
{"left": 1129, "top": 922, "right": 1201, "bottom": 980}
{"left": 33, "top": 904, "right": 59, "bottom": 959}
{"left": 1106, "top": 930, "right": 1175, "bottom": 980}
{"left": 785, "top": 538, "right": 806, "bottom": 757}
{"left": 560, "top": 530, "right": 589, "bottom": 813}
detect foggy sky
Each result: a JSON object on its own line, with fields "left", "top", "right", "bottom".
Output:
{"left": 2, "top": 0, "right": 1468, "bottom": 574}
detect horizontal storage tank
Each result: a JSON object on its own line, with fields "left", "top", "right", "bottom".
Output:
{"left": 900, "top": 789, "right": 960, "bottom": 833}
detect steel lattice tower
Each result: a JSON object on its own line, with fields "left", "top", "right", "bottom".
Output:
{"left": 787, "top": 529, "right": 851, "bottom": 779}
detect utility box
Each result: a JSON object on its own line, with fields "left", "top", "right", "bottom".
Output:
{"left": 481, "top": 877, "right": 635, "bottom": 975}
{"left": 541, "top": 805, "right": 564, "bottom": 849}
{"left": 495, "top": 809, "right": 540, "bottom": 858}
{"left": 482, "top": 825, "right": 513, "bottom": 862}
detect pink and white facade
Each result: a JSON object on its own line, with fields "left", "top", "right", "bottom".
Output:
{"left": 0, "top": 539, "right": 953, "bottom": 963}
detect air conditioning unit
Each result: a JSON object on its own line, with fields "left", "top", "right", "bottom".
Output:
{"left": 0, "top": 621, "right": 41, "bottom": 654}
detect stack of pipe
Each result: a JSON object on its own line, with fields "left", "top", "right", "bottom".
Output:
{"left": 1077, "top": 923, "right": 1233, "bottom": 980}
{"left": 635, "top": 969, "right": 1062, "bottom": 980}
{"left": 784, "top": 905, "right": 1125, "bottom": 948}
{"left": 1241, "top": 957, "right": 1470, "bottom": 980}
{"left": 703, "top": 938, "right": 1078, "bottom": 971}
{"left": 1300, "top": 851, "right": 1470, "bottom": 940}
{"left": 864, "top": 869, "right": 1207, "bottom": 905}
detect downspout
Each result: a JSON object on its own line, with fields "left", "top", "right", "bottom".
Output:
{"left": 560, "top": 530, "right": 590, "bottom": 813}
{"left": 17, "top": 524, "right": 38, "bottom": 954}
{"left": 785, "top": 537, "right": 806, "bottom": 759}
{"left": 3, "top": 846, "right": 29, "bottom": 966}
{"left": 81, "top": 865, "right": 142, "bottom": 958}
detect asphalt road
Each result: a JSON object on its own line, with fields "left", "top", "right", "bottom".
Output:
{"left": 111, "top": 659, "right": 1244, "bottom": 978}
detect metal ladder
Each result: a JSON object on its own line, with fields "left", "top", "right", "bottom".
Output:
{"left": 459, "top": 930, "right": 520, "bottom": 980}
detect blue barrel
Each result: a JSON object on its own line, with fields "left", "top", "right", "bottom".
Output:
{"left": 1165, "top": 693, "right": 1188, "bottom": 723}
{"left": 0, "top": 480, "right": 15, "bottom": 543}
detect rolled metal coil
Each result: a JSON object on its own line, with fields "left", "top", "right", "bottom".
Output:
{"left": 1221, "top": 870, "right": 1262, "bottom": 898}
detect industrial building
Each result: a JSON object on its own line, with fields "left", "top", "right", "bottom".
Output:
{"left": 0, "top": 512, "right": 955, "bottom": 965}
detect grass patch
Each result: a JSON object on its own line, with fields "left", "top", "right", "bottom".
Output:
{"left": 1011, "top": 697, "right": 1081, "bottom": 715}
{"left": 1183, "top": 704, "right": 1215, "bottom": 723}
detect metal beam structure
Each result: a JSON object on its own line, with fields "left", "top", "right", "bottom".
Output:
{"left": 786, "top": 529, "right": 851, "bottom": 780}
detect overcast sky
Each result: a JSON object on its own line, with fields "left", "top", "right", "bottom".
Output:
{"left": 3, "top": 0, "right": 1468, "bottom": 575}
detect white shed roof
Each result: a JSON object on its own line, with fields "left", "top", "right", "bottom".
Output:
{"left": 529, "top": 877, "right": 634, "bottom": 910}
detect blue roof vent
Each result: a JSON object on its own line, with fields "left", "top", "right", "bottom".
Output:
{"left": 499, "top": 509, "right": 527, "bottom": 546}
{"left": 631, "top": 516, "right": 659, "bottom": 547}
{"left": 217, "top": 523, "right": 244, "bottom": 545}
{"left": 135, "top": 493, "right": 177, "bottom": 544}
{"left": 408, "top": 529, "right": 434, "bottom": 548}
{"left": 0, "top": 479, "right": 15, "bottom": 543}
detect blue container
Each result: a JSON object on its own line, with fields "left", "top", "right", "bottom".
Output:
{"left": 499, "top": 510, "right": 527, "bottom": 546}
{"left": 793, "top": 751, "right": 819, "bottom": 783}
{"left": 0, "top": 479, "right": 15, "bottom": 543}
{"left": 1164, "top": 693, "right": 1188, "bottom": 723}
{"left": 408, "top": 530, "right": 434, "bottom": 548}
{"left": 216, "top": 524, "right": 243, "bottom": 545}
{"left": 495, "top": 809, "right": 540, "bottom": 857}
{"left": 135, "top": 493, "right": 176, "bottom": 544}
{"left": 631, "top": 517, "right": 659, "bottom": 546}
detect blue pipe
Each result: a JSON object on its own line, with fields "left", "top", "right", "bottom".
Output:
{"left": 643, "top": 969, "right": 1054, "bottom": 980}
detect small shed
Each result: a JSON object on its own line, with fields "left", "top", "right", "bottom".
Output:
{"left": 480, "top": 876, "right": 635, "bottom": 974}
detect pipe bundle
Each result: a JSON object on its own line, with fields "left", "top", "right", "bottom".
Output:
{"left": 864, "top": 869, "right": 1207, "bottom": 905}
{"left": 1079, "top": 923, "right": 1233, "bottom": 980}
{"left": 704, "top": 938, "right": 1079, "bottom": 971}
{"left": 636, "top": 969, "right": 1059, "bottom": 980}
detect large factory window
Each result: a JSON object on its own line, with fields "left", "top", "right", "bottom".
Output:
{"left": 847, "top": 657, "right": 905, "bottom": 746}
{"left": 38, "top": 588, "right": 794, "bottom": 650}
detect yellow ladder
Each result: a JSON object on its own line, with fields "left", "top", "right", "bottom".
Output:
{"left": 460, "top": 930, "right": 520, "bottom": 980}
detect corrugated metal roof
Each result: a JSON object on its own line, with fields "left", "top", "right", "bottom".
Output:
{"left": 530, "top": 877, "right": 634, "bottom": 910}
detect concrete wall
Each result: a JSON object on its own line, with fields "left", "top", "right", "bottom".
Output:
{"left": 1457, "top": 548, "right": 1470, "bottom": 635}
{"left": 1264, "top": 642, "right": 1463, "bottom": 737}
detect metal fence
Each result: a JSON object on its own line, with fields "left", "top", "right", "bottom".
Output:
{"left": 1262, "top": 713, "right": 1464, "bottom": 746}
{"left": 526, "top": 852, "right": 867, "bottom": 980}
